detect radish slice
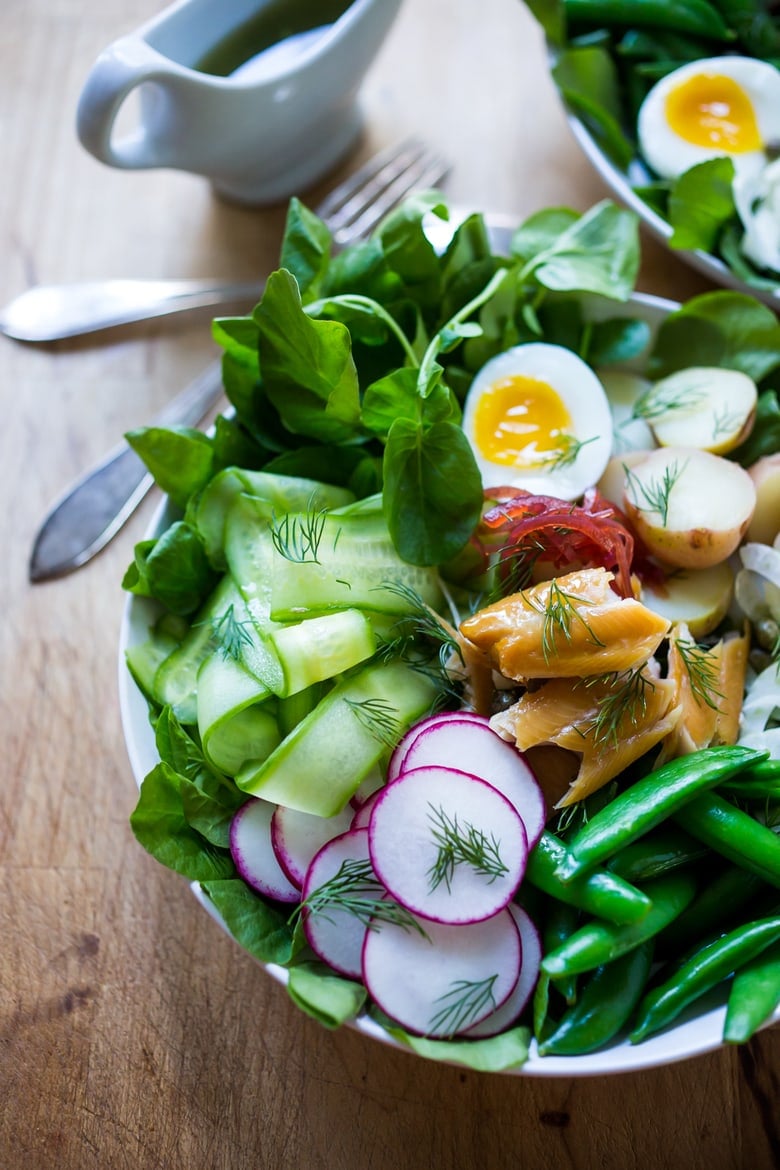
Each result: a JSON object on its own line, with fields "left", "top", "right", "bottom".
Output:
{"left": 230, "top": 799, "right": 300, "bottom": 904}
{"left": 362, "top": 904, "right": 522, "bottom": 1037}
{"left": 400, "top": 718, "right": 546, "bottom": 847}
{"left": 350, "top": 788, "right": 381, "bottom": 830}
{"left": 271, "top": 804, "right": 354, "bottom": 888}
{"left": 386, "top": 710, "right": 487, "bottom": 783}
{"left": 369, "top": 765, "right": 527, "bottom": 924}
{"left": 301, "top": 828, "right": 378, "bottom": 979}
{"left": 464, "top": 904, "right": 541, "bottom": 1037}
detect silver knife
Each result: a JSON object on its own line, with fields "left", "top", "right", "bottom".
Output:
{"left": 29, "top": 359, "right": 224, "bottom": 581}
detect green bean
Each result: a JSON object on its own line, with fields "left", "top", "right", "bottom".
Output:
{"left": 719, "top": 758, "right": 780, "bottom": 800}
{"left": 564, "top": 0, "right": 733, "bottom": 40}
{"left": 538, "top": 941, "right": 654, "bottom": 1056}
{"left": 556, "top": 746, "right": 766, "bottom": 883}
{"left": 606, "top": 825, "right": 708, "bottom": 883}
{"left": 526, "top": 831, "right": 653, "bottom": 924}
{"left": 673, "top": 792, "right": 780, "bottom": 887}
{"left": 656, "top": 863, "right": 766, "bottom": 959}
{"left": 723, "top": 941, "right": 780, "bottom": 1044}
{"left": 542, "top": 900, "right": 580, "bottom": 1005}
{"left": 542, "top": 872, "right": 698, "bottom": 979}
{"left": 631, "top": 915, "right": 780, "bottom": 1043}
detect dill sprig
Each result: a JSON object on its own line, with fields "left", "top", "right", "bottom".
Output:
{"left": 675, "top": 638, "right": 723, "bottom": 710}
{"left": 580, "top": 668, "right": 656, "bottom": 748}
{"left": 711, "top": 405, "right": 744, "bottom": 441}
{"left": 290, "top": 858, "right": 426, "bottom": 935}
{"left": 270, "top": 504, "right": 329, "bottom": 563}
{"left": 344, "top": 697, "right": 403, "bottom": 750}
{"left": 426, "top": 803, "right": 509, "bottom": 893}
{"left": 380, "top": 580, "right": 463, "bottom": 665}
{"left": 530, "top": 433, "right": 597, "bottom": 471}
{"left": 632, "top": 381, "right": 705, "bottom": 422}
{"left": 624, "top": 459, "right": 686, "bottom": 527}
{"left": 428, "top": 974, "right": 499, "bottom": 1037}
{"left": 197, "top": 604, "right": 254, "bottom": 661}
{"left": 528, "top": 579, "right": 605, "bottom": 663}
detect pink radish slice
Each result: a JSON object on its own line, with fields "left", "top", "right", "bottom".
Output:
{"left": 230, "top": 799, "right": 300, "bottom": 904}
{"left": 386, "top": 710, "right": 487, "bottom": 784}
{"left": 350, "top": 788, "right": 381, "bottom": 830}
{"left": 369, "top": 765, "right": 527, "bottom": 924}
{"left": 362, "top": 903, "right": 522, "bottom": 1038}
{"left": 271, "top": 804, "right": 354, "bottom": 888}
{"left": 302, "top": 828, "right": 377, "bottom": 979}
{"left": 400, "top": 718, "right": 546, "bottom": 847}
{"left": 464, "top": 904, "right": 542, "bottom": 1038}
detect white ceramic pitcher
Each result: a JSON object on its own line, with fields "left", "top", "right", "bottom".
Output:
{"left": 76, "top": 0, "right": 402, "bottom": 205}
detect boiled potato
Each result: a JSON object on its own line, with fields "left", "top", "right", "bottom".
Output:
{"left": 639, "top": 367, "right": 757, "bottom": 455}
{"left": 622, "top": 446, "right": 756, "bottom": 569}
{"left": 640, "top": 560, "right": 734, "bottom": 637}
{"left": 599, "top": 369, "right": 656, "bottom": 454}
{"left": 747, "top": 454, "right": 780, "bottom": 545}
{"left": 596, "top": 450, "right": 650, "bottom": 509}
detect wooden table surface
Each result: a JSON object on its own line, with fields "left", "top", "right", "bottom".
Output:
{"left": 2, "top": 2, "right": 778, "bottom": 1167}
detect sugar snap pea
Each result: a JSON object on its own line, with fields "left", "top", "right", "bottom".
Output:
{"left": 526, "top": 831, "right": 653, "bottom": 923}
{"left": 564, "top": 0, "right": 733, "bottom": 39}
{"left": 656, "top": 863, "right": 767, "bottom": 959}
{"left": 542, "top": 899, "right": 580, "bottom": 1005}
{"left": 631, "top": 915, "right": 780, "bottom": 1043}
{"left": 538, "top": 941, "right": 654, "bottom": 1055}
{"left": 542, "top": 872, "right": 698, "bottom": 979}
{"left": 673, "top": 791, "right": 780, "bottom": 888}
{"left": 718, "top": 758, "right": 780, "bottom": 800}
{"left": 606, "top": 825, "right": 708, "bottom": 883}
{"left": 556, "top": 746, "right": 767, "bottom": 883}
{"left": 723, "top": 941, "right": 780, "bottom": 1044}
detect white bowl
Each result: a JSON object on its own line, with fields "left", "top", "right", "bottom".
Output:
{"left": 118, "top": 288, "right": 779, "bottom": 1075}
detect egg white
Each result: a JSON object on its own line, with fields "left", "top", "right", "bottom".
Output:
{"left": 462, "top": 342, "right": 613, "bottom": 501}
{"left": 637, "top": 56, "right": 780, "bottom": 181}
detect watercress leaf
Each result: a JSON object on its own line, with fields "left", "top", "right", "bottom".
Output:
{"left": 511, "top": 207, "right": 579, "bottom": 265}
{"left": 126, "top": 425, "right": 215, "bottom": 509}
{"left": 212, "top": 316, "right": 260, "bottom": 372}
{"left": 585, "top": 316, "right": 652, "bottom": 365}
{"left": 130, "top": 763, "right": 235, "bottom": 880}
{"left": 380, "top": 1014, "right": 531, "bottom": 1071}
{"left": 730, "top": 390, "right": 780, "bottom": 464}
{"left": 668, "top": 157, "right": 736, "bottom": 251}
{"left": 279, "top": 196, "right": 332, "bottom": 300}
{"left": 200, "top": 878, "right": 295, "bottom": 965}
{"left": 375, "top": 191, "right": 448, "bottom": 311}
{"left": 211, "top": 413, "right": 268, "bottom": 473}
{"left": 648, "top": 290, "right": 780, "bottom": 381}
{"left": 633, "top": 181, "right": 671, "bottom": 219}
{"left": 123, "top": 521, "right": 217, "bottom": 615}
{"left": 287, "top": 960, "right": 367, "bottom": 1028}
{"left": 527, "top": 202, "right": 640, "bottom": 300}
{"left": 438, "top": 321, "right": 483, "bottom": 351}
{"left": 552, "top": 46, "right": 635, "bottom": 170}
{"left": 322, "top": 236, "right": 403, "bottom": 303}
{"left": 253, "top": 269, "right": 361, "bottom": 442}
{"left": 263, "top": 443, "right": 371, "bottom": 487}
{"left": 383, "top": 418, "right": 482, "bottom": 565}
{"left": 537, "top": 296, "right": 585, "bottom": 352}
{"left": 362, "top": 367, "right": 459, "bottom": 438}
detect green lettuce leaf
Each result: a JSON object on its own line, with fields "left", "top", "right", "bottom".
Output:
{"left": 130, "top": 763, "right": 235, "bottom": 880}
{"left": 287, "top": 961, "right": 367, "bottom": 1028}
{"left": 200, "top": 878, "right": 295, "bottom": 965}
{"left": 668, "top": 157, "right": 736, "bottom": 252}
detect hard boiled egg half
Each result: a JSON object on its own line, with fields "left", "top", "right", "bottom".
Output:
{"left": 461, "top": 342, "right": 613, "bottom": 500}
{"left": 637, "top": 56, "right": 780, "bottom": 181}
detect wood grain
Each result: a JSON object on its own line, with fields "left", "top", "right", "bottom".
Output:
{"left": 1, "top": 2, "right": 777, "bottom": 1168}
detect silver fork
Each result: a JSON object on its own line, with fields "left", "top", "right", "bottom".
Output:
{"left": 6, "top": 138, "right": 448, "bottom": 343}
{"left": 28, "top": 139, "right": 449, "bottom": 581}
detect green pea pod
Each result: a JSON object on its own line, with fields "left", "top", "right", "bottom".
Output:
{"left": 607, "top": 825, "right": 708, "bottom": 884}
{"left": 631, "top": 915, "right": 780, "bottom": 1043}
{"left": 673, "top": 791, "right": 780, "bottom": 887}
{"left": 543, "top": 900, "right": 581, "bottom": 1005}
{"left": 538, "top": 940, "right": 654, "bottom": 1056}
{"left": 656, "top": 863, "right": 766, "bottom": 960}
{"left": 527, "top": 832, "right": 653, "bottom": 924}
{"left": 542, "top": 872, "right": 698, "bottom": 978}
{"left": 557, "top": 746, "right": 766, "bottom": 883}
{"left": 719, "top": 759, "right": 780, "bottom": 800}
{"left": 723, "top": 941, "right": 780, "bottom": 1044}
{"left": 564, "top": 0, "right": 733, "bottom": 39}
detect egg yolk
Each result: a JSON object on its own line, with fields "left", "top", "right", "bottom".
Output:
{"left": 665, "top": 72, "right": 761, "bottom": 152}
{"left": 473, "top": 374, "right": 573, "bottom": 466}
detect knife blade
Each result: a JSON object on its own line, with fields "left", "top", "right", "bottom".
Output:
{"left": 29, "top": 359, "right": 224, "bottom": 581}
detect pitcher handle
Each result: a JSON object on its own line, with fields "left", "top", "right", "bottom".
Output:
{"left": 76, "top": 37, "right": 184, "bottom": 169}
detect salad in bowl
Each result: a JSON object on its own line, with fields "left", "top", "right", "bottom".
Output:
{"left": 524, "top": 0, "right": 780, "bottom": 303}
{"left": 120, "top": 193, "right": 780, "bottom": 1075}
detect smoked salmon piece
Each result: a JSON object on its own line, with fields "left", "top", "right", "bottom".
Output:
{"left": 460, "top": 567, "right": 670, "bottom": 682}
{"left": 660, "top": 622, "right": 749, "bottom": 759}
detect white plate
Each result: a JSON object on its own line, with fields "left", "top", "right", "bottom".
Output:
{"left": 560, "top": 94, "right": 780, "bottom": 311}
{"left": 118, "top": 286, "right": 779, "bottom": 1076}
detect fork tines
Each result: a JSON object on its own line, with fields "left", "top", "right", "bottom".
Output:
{"left": 316, "top": 137, "right": 450, "bottom": 246}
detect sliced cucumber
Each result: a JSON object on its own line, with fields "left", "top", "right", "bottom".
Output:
{"left": 270, "top": 609, "right": 376, "bottom": 696}
{"left": 236, "top": 659, "right": 438, "bottom": 816}
{"left": 196, "top": 650, "right": 280, "bottom": 774}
